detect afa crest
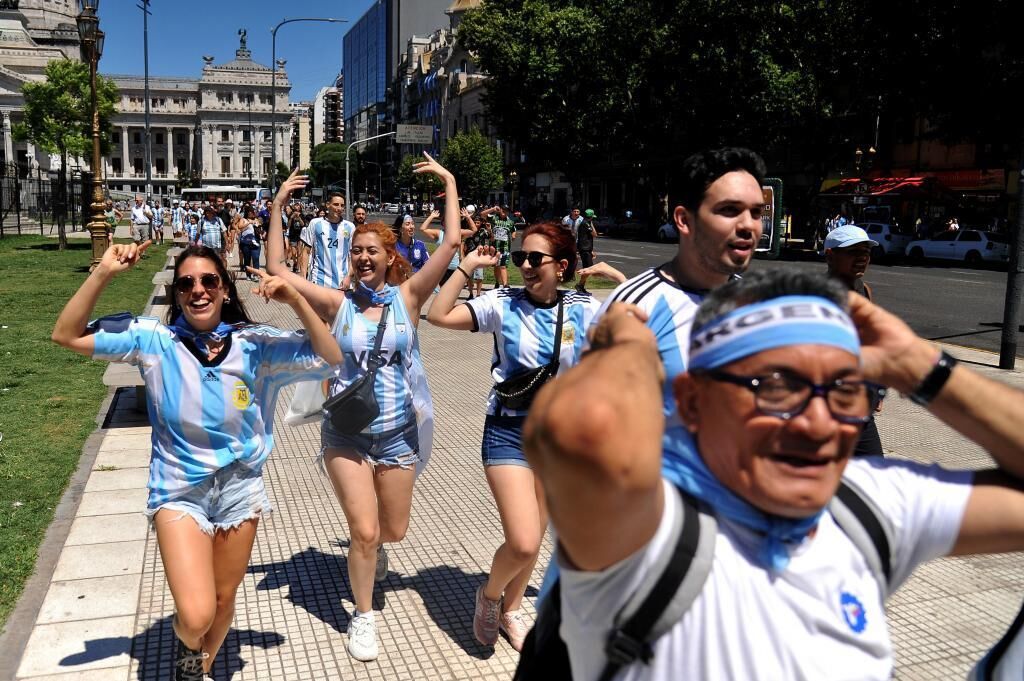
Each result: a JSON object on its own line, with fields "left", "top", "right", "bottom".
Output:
{"left": 561, "top": 327, "right": 575, "bottom": 344}
{"left": 232, "top": 381, "right": 252, "bottom": 409}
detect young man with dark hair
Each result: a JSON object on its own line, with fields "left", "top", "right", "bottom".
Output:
{"left": 590, "top": 146, "right": 767, "bottom": 482}
{"left": 299, "top": 190, "right": 354, "bottom": 288}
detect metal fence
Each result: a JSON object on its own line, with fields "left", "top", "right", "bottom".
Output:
{"left": 0, "top": 161, "right": 93, "bottom": 238}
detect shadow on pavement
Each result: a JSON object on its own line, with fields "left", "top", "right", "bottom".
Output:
{"left": 249, "top": 545, "right": 537, "bottom": 660}
{"left": 58, "top": 615, "right": 284, "bottom": 680}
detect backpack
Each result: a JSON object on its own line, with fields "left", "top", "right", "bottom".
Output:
{"left": 513, "top": 480, "right": 893, "bottom": 681}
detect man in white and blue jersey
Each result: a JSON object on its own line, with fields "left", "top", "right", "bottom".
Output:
{"left": 590, "top": 147, "right": 766, "bottom": 484}
{"left": 302, "top": 191, "right": 354, "bottom": 289}
{"left": 199, "top": 205, "right": 227, "bottom": 258}
{"left": 171, "top": 199, "right": 185, "bottom": 237}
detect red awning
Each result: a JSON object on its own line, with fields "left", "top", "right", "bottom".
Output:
{"left": 819, "top": 177, "right": 936, "bottom": 198}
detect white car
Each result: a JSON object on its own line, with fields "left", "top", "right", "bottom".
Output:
{"left": 905, "top": 229, "right": 1010, "bottom": 265}
{"left": 859, "top": 222, "right": 912, "bottom": 260}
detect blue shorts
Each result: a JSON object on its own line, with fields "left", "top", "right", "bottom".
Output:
{"left": 320, "top": 418, "right": 420, "bottom": 469}
{"left": 145, "top": 460, "right": 271, "bottom": 535}
{"left": 481, "top": 414, "right": 530, "bottom": 468}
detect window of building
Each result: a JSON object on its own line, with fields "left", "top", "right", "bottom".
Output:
{"left": 242, "top": 130, "right": 251, "bottom": 142}
{"left": 155, "top": 132, "right": 164, "bottom": 145}
{"left": 133, "top": 132, "right": 142, "bottom": 144}
{"left": 155, "top": 158, "right": 166, "bottom": 174}
{"left": 111, "top": 158, "right": 122, "bottom": 174}
{"left": 221, "top": 157, "right": 231, "bottom": 175}
{"left": 263, "top": 130, "right": 272, "bottom": 141}
{"left": 217, "top": 91, "right": 231, "bottom": 104}
{"left": 176, "top": 133, "right": 187, "bottom": 145}
{"left": 110, "top": 130, "right": 120, "bottom": 145}
{"left": 221, "top": 129, "right": 229, "bottom": 142}
{"left": 177, "top": 159, "right": 187, "bottom": 175}
{"left": 259, "top": 94, "right": 271, "bottom": 105}
{"left": 262, "top": 157, "right": 271, "bottom": 176}
{"left": 133, "top": 158, "right": 143, "bottom": 174}
{"left": 242, "top": 158, "right": 252, "bottom": 175}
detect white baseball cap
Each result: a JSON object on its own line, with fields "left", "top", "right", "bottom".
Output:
{"left": 465, "top": 204, "right": 476, "bottom": 215}
{"left": 824, "top": 225, "right": 878, "bottom": 251}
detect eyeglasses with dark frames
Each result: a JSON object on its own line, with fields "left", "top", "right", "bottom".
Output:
{"left": 510, "top": 250, "right": 556, "bottom": 268}
{"left": 699, "top": 369, "right": 885, "bottom": 425}
{"left": 173, "top": 272, "right": 222, "bottom": 296}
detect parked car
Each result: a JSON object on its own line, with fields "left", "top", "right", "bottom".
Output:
{"left": 382, "top": 203, "right": 401, "bottom": 214}
{"left": 859, "top": 222, "right": 912, "bottom": 261}
{"left": 904, "top": 229, "right": 1010, "bottom": 265}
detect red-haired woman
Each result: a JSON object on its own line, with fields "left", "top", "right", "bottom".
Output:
{"left": 265, "top": 155, "right": 462, "bottom": 662}
{"left": 427, "top": 221, "right": 625, "bottom": 651}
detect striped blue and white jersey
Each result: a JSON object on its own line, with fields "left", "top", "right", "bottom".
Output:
{"left": 172, "top": 207, "right": 186, "bottom": 230}
{"left": 590, "top": 267, "right": 707, "bottom": 485}
{"left": 304, "top": 217, "right": 354, "bottom": 289}
{"left": 92, "top": 317, "right": 333, "bottom": 509}
{"left": 330, "top": 287, "right": 421, "bottom": 433}
{"left": 467, "top": 288, "right": 601, "bottom": 417}
{"left": 199, "top": 218, "right": 225, "bottom": 250}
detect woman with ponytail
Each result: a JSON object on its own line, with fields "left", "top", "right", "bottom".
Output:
{"left": 265, "top": 154, "right": 462, "bottom": 662}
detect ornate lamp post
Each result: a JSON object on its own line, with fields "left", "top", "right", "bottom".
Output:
{"left": 508, "top": 169, "right": 518, "bottom": 211}
{"left": 76, "top": 0, "right": 107, "bottom": 269}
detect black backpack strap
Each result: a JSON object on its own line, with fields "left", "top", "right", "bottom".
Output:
{"left": 596, "top": 486, "right": 715, "bottom": 681}
{"left": 830, "top": 480, "right": 894, "bottom": 595}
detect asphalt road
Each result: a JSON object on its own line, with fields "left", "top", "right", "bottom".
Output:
{"left": 379, "top": 212, "right": 1019, "bottom": 358}
{"left": 591, "top": 235, "right": 1020, "bottom": 358}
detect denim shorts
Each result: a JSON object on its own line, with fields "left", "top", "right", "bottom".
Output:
{"left": 481, "top": 414, "right": 530, "bottom": 468}
{"left": 144, "top": 460, "right": 271, "bottom": 535}
{"left": 320, "top": 418, "right": 420, "bottom": 469}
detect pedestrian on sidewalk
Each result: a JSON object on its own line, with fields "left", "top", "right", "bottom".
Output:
{"left": 395, "top": 214, "right": 430, "bottom": 273}
{"left": 129, "top": 194, "right": 153, "bottom": 245}
{"left": 425, "top": 222, "right": 622, "bottom": 652}
{"left": 519, "top": 269, "right": 1024, "bottom": 681}
{"left": 479, "top": 205, "right": 518, "bottom": 288}
{"left": 198, "top": 205, "right": 228, "bottom": 264}
{"left": 420, "top": 207, "right": 477, "bottom": 287}
{"left": 574, "top": 209, "right": 599, "bottom": 293}
{"left": 265, "top": 154, "right": 464, "bottom": 663}
{"left": 237, "top": 205, "right": 262, "bottom": 280}
{"left": 824, "top": 224, "right": 885, "bottom": 457}
{"left": 51, "top": 242, "right": 342, "bottom": 681}
{"left": 103, "top": 199, "right": 121, "bottom": 244}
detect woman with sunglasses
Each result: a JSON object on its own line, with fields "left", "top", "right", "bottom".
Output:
{"left": 264, "top": 154, "right": 463, "bottom": 662}
{"left": 426, "top": 221, "right": 624, "bottom": 652}
{"left": 52, "top": 242, "right": 342, "bottom": 681}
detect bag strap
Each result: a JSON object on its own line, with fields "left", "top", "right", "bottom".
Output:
{"left": 595, "top": 485, "right": 716, "bottom": 681}
{"left": 364, "top": 303, "right": 391, "bottom": 377}
{"left": 548, "top": 292, "right": 565, "bottom": 372}
{"left": 830, "top": 479, "right": 894, "bottom": 596}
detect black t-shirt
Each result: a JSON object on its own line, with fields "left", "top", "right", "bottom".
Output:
{"left": 288, "top": 216, "right": 304, "bottom": 241}
{"left": 577, "top": 218, "right": 596, "bottom": 251}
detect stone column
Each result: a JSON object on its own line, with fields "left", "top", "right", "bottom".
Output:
{"left": 208, "top": 125, "right": 216, "bottom": 177}
{"left": 2, "top": 112, "right": 13, "bottom": 165}
{"left": 167, "top": 126, "right": 173, "bottom": 179}
{"left": 121, "top": 126, "right": 129, "bottom": 177}
{"left": 188, "top": 128, "right": 195, "bottom": 173}
{"left": 231, "top": 125, "right": 240, "bottom": 180}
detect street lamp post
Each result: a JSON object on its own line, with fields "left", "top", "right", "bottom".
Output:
{"left": 509, "top": 169, "right": 518, "bottom": 212}
{"left": 76, "top": 0, "right": 107, "bottom": 269}
{"left": 271, "top": 17, "right": 347, "bottom": 194}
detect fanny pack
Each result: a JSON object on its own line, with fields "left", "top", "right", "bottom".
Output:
{"left": 493, "top": 294, "right": 564, "bottom": 411}
{"left": 324, "top": 304, "right": 390, "bottom": 434}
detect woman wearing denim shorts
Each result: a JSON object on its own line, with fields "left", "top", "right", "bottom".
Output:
{"left": 264, "top": 157, "right": 464, "bottom": 662}
{"left": 428, "top": 221, "right": 622, "bottom": 652}
{"left": 53, "top": 242, "right": 342, "bottom": 681}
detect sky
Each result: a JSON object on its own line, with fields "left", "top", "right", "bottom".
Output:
{"left": 97, "top": 0, "right": 375, "bottom": 102}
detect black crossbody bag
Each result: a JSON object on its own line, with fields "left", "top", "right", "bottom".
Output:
{"left": 324, "top": 305, "right": 390, "bottom": 434}
{"left": 493, "top": 294, "right": 564, "bottom": 411}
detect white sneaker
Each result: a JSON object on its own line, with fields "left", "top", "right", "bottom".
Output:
{"left": 348, "top": 611, "right": 379, "bottom": 661}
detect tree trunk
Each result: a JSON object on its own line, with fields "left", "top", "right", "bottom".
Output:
{"left": 57, "top": 145, "right": 68, "bottom": 250}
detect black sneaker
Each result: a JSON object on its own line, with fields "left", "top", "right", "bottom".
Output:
{"left": 175, "top": 638, "right": 208, "bottom": 681}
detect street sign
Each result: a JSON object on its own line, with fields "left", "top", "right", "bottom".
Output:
{"left": 853, "top": 196, "right": 869, "bottom": 205}
{"left": 396, "top": 124, "right": 434, "bottom": 145}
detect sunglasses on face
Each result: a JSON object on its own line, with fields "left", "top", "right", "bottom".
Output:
{"left": 173, "top": 272, "right": 222, "bottom": 295}
{"left": 510, "top": 250, "right": 556, "bottom": 268}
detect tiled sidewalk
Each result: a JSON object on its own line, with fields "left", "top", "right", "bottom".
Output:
{"left": 6, "top": 276, "right": 1024, "bottom": 680}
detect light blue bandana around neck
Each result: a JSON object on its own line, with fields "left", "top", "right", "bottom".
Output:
{"left": 171, "top": 317, "right": 239, "bottom": 354}
{"left": 356, "top": 281, "right": 396, "bottom": 305}
{"left": 680, "top": 295, "right": 861, "bottom": 572}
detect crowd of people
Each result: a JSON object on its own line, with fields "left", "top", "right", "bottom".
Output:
{"left": 53, "top": 148, "right": 1024, "bottom": 681}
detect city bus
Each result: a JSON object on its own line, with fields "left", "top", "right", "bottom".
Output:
{"left": 178, "top": 186, "right": 271, "bottom": 206}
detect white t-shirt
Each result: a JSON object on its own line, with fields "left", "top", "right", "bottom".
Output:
{"left": 558, "top": 458, "right": 973, "bottom": 681}
{"left": 131, "top": 204, "right": 152, "bottom": 225}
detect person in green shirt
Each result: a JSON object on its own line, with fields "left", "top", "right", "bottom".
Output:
{"left": 479, "top": 205, "right": 518, "bottom": 288}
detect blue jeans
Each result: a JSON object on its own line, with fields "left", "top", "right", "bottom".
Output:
{"left": 239, "top": 239, "right": 261, "bottom": 271}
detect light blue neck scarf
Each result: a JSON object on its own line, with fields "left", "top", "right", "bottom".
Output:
{"left": 171, "top": 317, "right": 238, "bottom": 354}
{"left": 356, "top": 281, "right": 396, "bottom": 306}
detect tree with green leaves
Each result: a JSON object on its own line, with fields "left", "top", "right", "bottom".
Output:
{"left": 310, "top": 142, "right": 357, "bottom": 189}
{"left": 14, "top": 59, "right": 118, "bottom": 250}
{"left": 440, "top": 129, "right": 504, "bottom": 202}
{"left": 397, "top": 153, "right": 443, "bottom": 200}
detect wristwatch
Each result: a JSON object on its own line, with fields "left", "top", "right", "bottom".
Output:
{"left": 907, "top": 350, "right": 957, "bottom": 406}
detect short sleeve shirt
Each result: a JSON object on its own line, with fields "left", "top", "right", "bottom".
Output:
{"left": 558, "top": 459, "right": 973, "bottom": 681}
{"left": 305, "top": 217, "right": 354, "bottom": 289}
{"left": 465, "top": 288, "right": 601, "bottom": 417}
{"left": 92, "top": 317, "right": 333, "bottom": 508}
{"left": 490, "top": 215, "right": 516, "bottom": 247}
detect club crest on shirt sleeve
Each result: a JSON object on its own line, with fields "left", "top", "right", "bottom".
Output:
{"left": 840, "top": 591, "right": 867, "bottom": 633}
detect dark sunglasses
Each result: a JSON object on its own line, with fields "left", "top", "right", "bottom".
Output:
{"left": 510, "top": 250, "right": 556, "bottom": 268}
{"left": 173, "top": 272, "right": 222, "bottom": 295}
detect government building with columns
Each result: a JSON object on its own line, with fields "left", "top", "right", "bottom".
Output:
{"left": 102, "top": 32, "right": 291, "bottom": 198}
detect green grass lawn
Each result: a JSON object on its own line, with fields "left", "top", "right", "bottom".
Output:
{"left": 0, "top": 236, "right": 169, "bottom": 627}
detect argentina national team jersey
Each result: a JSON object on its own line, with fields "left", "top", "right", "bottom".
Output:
{"left": 306, "top": 217, "right": 354, "bottom": 289}
{"left": 590, "top": 267, "right": 707, "bottom": 485}
{"left": 467, "top": 288, "right": 601, "bottom": 417}
{"left": 330, "top": 287, "right": 422, "bottom": 433}
{"left": 92, "top": 318, "right": 333, "bottom": 508}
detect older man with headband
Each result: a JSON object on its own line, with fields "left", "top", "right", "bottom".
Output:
{"left": 519, "top": 269, "right": 1024, "bottom": 681}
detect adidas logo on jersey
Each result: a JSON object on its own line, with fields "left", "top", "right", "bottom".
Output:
{"left": 202, "top": 370, "right": 219, "bottom": 382}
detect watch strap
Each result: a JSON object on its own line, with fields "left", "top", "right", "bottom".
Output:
{"left": 908, "top": 350, "right": 957, "bottom": 406}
